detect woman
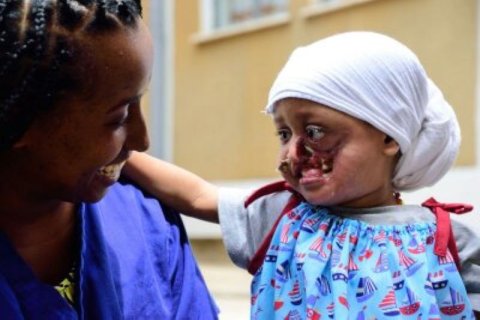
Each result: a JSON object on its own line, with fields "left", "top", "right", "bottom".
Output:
{"left": 0, "top": 1, "right": 218, "bottom": 318}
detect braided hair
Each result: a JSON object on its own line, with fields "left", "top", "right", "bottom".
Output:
{"left": 0, "top": 0, "right": 143, "bottom": 151}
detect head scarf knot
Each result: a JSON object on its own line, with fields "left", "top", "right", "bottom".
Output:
{"left": 266, "top": 31, "right": 460, "bottom": 191}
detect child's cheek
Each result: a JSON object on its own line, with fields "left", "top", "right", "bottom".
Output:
{"left": 277, "top": 157, "right": 293, "bottom": 178}
{"left": 304, "top": 135, "right": 340, "bottom": 154}
{"left": 304, "top": 136, "right": 340, "bottom": 156}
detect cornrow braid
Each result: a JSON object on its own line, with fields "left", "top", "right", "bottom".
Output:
{"left": 58, "top": 0, "right": 92, "bottom": 31}
{"left": 0, "top": 0, "right": 143, "bottom": 151}
{"left": 0, "top": 0, "right": 53, "bottom": 147}
{"left": 89, "top": 0, "right": 141, "bottom": 31}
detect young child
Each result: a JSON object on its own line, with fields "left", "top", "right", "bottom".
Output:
{"left": 125, "top": 32, "right": 479, "bottom": 319}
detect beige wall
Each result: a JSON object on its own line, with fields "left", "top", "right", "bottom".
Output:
{"left": 172, "top": 0, "right": 476, "bottom": 180}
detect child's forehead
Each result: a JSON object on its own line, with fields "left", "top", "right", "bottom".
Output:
{"left": 272, "top": 98, "right": 381, "bottom": 133}
{"left": 272, "top": 98, "right": 353, "bottom": 122}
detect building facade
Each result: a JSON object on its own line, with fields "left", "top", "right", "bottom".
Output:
{"left": 145, "top": 0, "right": 478, "bottom": 237}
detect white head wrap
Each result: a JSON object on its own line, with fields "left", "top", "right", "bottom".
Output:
{"left": 266, "top": 31, "right": 460, "bottom": 191}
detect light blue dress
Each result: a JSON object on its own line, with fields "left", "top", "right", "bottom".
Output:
{"left": 250, "top": 202, "right": 474, "bottom": 319}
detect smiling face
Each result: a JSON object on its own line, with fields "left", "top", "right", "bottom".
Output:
{"left": 274, "top": 98, "right": 400, "bottom": 208}
{"left": 12, "top": 20, "right": 154, "bottom": 203}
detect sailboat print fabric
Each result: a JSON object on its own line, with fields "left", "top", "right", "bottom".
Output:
{"left": 250, "top": 202, "right": 474, "bottom": 319}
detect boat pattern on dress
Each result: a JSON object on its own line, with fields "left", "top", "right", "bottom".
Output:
{"left": 251, "top": 203, "right": 474, "bottom": 319}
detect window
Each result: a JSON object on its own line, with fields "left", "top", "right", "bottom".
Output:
{"left": 201, "top": 0, "right": 288, "bottom": 32}
{"left": 302, "top": 0, "right": 378, "bottom": 18}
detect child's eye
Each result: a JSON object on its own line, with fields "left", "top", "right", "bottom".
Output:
{"left": 276, "top": 129, "right": 291, "bottom": 143}
{"left": 305, "top": 125, "right": 325, "bottom": 141}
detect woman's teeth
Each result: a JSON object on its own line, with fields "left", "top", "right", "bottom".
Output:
{"left": 98, "top": 161, "right": 126, "bottom": 180}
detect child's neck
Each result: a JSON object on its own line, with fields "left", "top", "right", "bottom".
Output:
{"left": 336, "top": 190, "right": 401, "bottom": 208}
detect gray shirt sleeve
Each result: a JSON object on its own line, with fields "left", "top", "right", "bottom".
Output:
{"left": 452, "top": 214, "right": 480, "bottom": 311}
{"left": 218, "top": 187, "right": 290, "bottom": 269}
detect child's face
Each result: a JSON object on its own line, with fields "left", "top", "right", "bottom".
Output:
{"left": 273, "top": 98, "right": 399, "bottom": 208}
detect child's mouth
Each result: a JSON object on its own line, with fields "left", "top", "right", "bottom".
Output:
{"left": 279, "top": 156, "right": 334, "bottom": 183}
{"left": 278, "top": 138, "right": 337, "bottom": 185}
{"left": 299, "top": 157, "right": 333, "bottom": 184}
{"left": 320, "top": 157, "right": 333, "bottom": 174}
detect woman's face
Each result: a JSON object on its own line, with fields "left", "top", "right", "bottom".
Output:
{"left": 274, "top": 98, "right": 399, "bottom": 208}
{"left": 16, "top": 20, "right": 154, "bottom": 203}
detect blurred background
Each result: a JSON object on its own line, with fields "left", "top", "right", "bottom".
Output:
{"left": 141, "top": 0, "right": 478, "bottom": 318}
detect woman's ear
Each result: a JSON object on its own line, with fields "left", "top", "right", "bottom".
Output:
{"left": 383, "top": 135, "right": 400, "bottom": 157}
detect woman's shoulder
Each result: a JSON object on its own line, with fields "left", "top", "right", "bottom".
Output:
{"left": 79, "top": 181, "right": 219, "bottom": 319}
{"left": 87, "top": 179, "right": 183, "bottom": 232}
{"left": 102, "top": 178, "right": 172, "bottom": 211}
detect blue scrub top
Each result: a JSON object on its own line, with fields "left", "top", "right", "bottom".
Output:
{"left": 0, "top": 180, "right": 219, "bottom": 319}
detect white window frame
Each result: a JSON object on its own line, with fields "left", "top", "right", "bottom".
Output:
{"left": 301, "top": 0, "right": 380, "bottom": 18}
{"left": 195, "top": 0, "right": 290, "bottom": 43}
{"left": 200, "top": 0, "right": 289, "bottom": 33}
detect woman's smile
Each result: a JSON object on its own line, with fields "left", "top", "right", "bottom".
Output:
{"left": 96, "top": 160, "right": 127, "bottom": 185}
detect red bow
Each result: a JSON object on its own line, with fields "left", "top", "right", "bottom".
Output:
{"left": 422, "top": 197, "right": 473, "bottom": 271}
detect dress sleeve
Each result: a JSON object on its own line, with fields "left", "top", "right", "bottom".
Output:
{"left": 452, "top": 213, "right": 480, "bottom": 311}
{"left": 218, "top": 187, "right": 290, "bottom": 269}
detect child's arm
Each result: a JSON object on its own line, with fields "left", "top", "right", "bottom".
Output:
{"left": 123, "top": 151, "right": 219, "bottom": 223}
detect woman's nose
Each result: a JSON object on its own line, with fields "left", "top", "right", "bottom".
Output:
{"left": 125, "top": 106, "right": 149, "bottom": 152}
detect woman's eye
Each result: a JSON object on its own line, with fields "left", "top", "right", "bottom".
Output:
{"left": 277, "top": 129, "right": 291, "bottom": 143}
{"left": 115, "top": 115, "right": 128, "bottom": 126}
{"left": 305, "top": 125, "right": 325, "bottom": 141}
{"left": 109, "top": 110, "right": 129, "bottom": 128}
